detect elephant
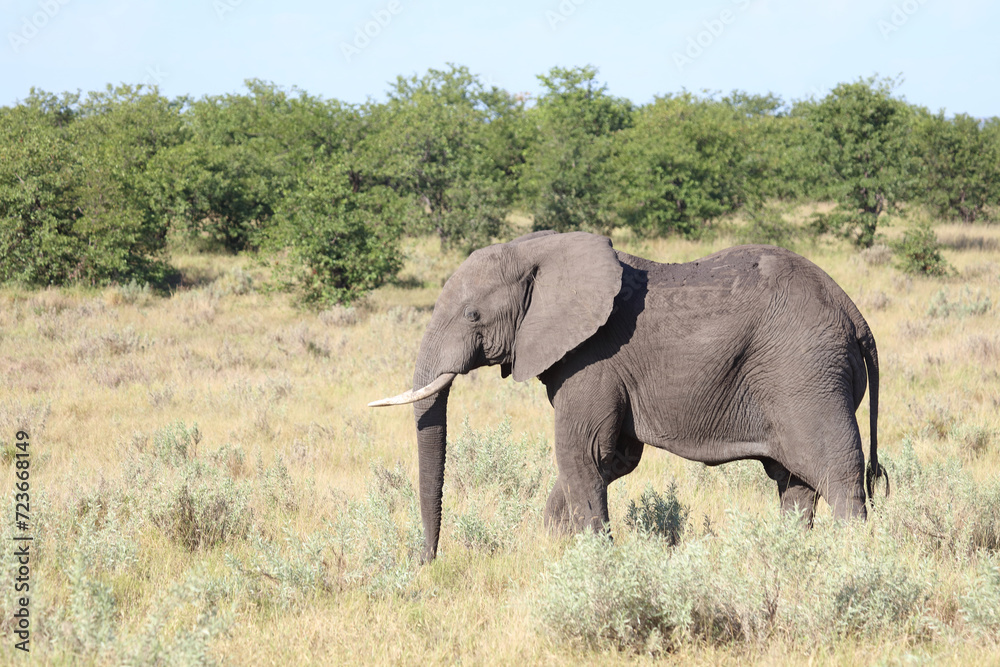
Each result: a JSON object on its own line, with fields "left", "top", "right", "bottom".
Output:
{"left": 370, "top": 230, "right": 888, "bottom": 562}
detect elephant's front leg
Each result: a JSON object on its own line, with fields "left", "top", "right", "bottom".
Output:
{"left": 544, "top": 392, "right": 625, "bottom": 535}
{"left": 545, "top": 461, "right": 609, "bottom": 535}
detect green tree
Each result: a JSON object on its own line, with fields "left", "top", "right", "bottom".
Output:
{"left": 801, "top": 77, "right": 914, "bottom": 247}
{"left": 69, "top": 85, "right": 185, "bottom": 284}
{"left": 724, "top": 91, "right": 832, "bottom": 203}
{"left": 916, "top": 112, "right": 1000, "bottom": 223}
{"left": 264, "top": 159, "right": 404, "bottom": 306}
{"left": 148, "top": 80, "right": 359, "bottom": 253}
{"left": 611, "top": 93, "right": 755, "bottom": 237}
{"left": 0, "top": 85, "right": 182, "bottom": 286}
{"left": 521, "top": 66, "right": 632, "bottom": 234}
{"left": 354, "top": 65, "right": 525, "bottom": 250}
{"left": 0, "top": 103, "right": 80, "bottom": 285}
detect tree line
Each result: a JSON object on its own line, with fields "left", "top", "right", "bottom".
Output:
{"left": 2, "top": 65, "right": 998, "bottom": 305}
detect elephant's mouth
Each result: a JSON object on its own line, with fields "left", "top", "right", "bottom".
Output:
{"left": 368, "top": 373, "right": 457, "bottom": 407}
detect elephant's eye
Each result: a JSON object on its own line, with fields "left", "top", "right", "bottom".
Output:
{"left": 464, "top": 307, "right": 480, "bottom": 323}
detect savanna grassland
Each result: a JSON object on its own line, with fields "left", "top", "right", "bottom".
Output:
{"left": 1, "top": 211, "right": 999, "bottom": 666}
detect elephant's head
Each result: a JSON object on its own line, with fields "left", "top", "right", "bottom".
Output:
{"left": 369, "top": 231, "right": 623, "bottom": 561}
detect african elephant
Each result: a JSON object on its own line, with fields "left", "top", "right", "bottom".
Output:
{"left": 370, "top": 231, "right": 887, "bottom": 562}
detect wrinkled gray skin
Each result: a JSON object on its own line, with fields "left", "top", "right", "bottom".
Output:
{"left": 378, "top": 231, "right": 886, "bottom": 563}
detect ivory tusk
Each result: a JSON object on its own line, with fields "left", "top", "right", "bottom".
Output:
{"left": 368, "top": 373, "right": 457, "bottom": 407}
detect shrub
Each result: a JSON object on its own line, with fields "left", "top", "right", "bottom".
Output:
{"left": 859, "top": 289, "right": 891, "bottom": 312}
{"left": 624, "top": 484, "right": 688, "bottom": 545}
{"left": 265, "top": 159, "right": 404, "bottom": 307}
{"left": 0, "top": 398, "right": 51, "bottom": 442}
{"left": 210, "top": 267, "right": 255, "bottom": 297}
{"left": 709, "top": 511, "right": 831, "bottom": 644}
{"left": 858, "top": 244, "right": 894, "bottom": 267}
{"left": 453, "top": 498, "right": 526, "bottom": 555}
{"left": 962, "top": 562, "right": 1000, "bottom": 638}
{"left": 117, "top": 423, "right": 254, "bottom": 550}
{"left": 319, "top": 305, "right": 359, "bottom": 327}
{"left": 539, "top": 509, "right": 938, "bottom": 653}
{"left": 43, "top": 521, "right": 233, "bottom": 664}
{"left": 926, "top": 288, "right": 992, "bottom": 318}
{"left": 827, "top": 557, "right": 927, "bottom": 638}
{"left": 951, "top": 423, "right": 995, "bottom": 460}
{"left": 444, "top": 421, "right": 551, "bottom": 554}
{"left": 152, "top": 420, "right": 201, "bottom": 465}
{"left": 72, "top": 495, "right": 140, "bottom": 574}
{"left": 257, "top": 455, "right": 298, "bottom": 511}
{"left": 108, "top": 279, "right": 152, "bottom": 306}
{"left": 538, "top": 531, "right": 694, "bottom": 651}
{"left": 880, "top": 442, "right": 1000, "bottom": 556}
{"left": 116, "top": 569, "right": 234, "bottom": 666}
{"left": 61, "top": 552, "right": 119, "bottom": 656}
{"left": 146, "top": 461, "right": 254, "bottom": 550}
{"left": 447, "top": 419, "right": 549, "bottom": 501}
{"left": 894, "top": 222, "right": 951, "bottom": 276}
{"left": 225, "top": 529, "right": 335, "bottom": 610}
{"left": 331, "top": 462, "right": 423, "bottom": 596}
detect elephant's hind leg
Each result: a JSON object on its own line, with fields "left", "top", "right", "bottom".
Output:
{"left": 771, "top": 375, "right": 868, "bottom": 521}
{"left": 762, "top": 459, "right": 818, "bottom": 526}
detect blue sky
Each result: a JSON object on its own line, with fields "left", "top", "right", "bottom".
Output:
{"left": 3, "top": 0, "right": 998, "bottom": 116}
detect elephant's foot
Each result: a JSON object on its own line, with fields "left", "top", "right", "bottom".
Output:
{"left": 826, "top": 484, "right": 867, "bottom": 521}
{"left": 544, "top": 477, "right": 609, "bottom": 535}
{"left": 544, "top": 484, "right": 572, "bottom": 534}
{"left": 780, "top": 478, "right": 818, "bottom": 527}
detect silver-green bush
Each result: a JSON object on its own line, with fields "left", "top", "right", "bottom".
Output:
{"left": 539, "top": 511, "right": 935, "bottom": 653}
{"left": 332, "top": 461, "right": 423, "bottom": 596}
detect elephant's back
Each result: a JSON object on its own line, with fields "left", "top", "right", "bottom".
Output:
{"left": 652, "top": 244, "right": 820, "bottom": 287}
{"left": 649, "top": 244, "right": 853, "bottom": 315}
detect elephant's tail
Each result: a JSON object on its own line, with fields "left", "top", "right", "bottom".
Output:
{"left": 857, "top": 320, "right": 890, "bottom": 504}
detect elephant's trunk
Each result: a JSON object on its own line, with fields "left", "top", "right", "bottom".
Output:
{"left": 412, "top": 353, "right": 450, "bottom": 563}
{"left": 368, "top": 317, "right": 465, "bottom": 563}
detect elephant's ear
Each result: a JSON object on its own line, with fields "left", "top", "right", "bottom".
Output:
{"left": 511, "top": 232, "right": 622, "bottom": 382}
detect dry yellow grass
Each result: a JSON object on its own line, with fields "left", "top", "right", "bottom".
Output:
{"left": 1, "top": 217, "right": 999, "bottom": 665}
